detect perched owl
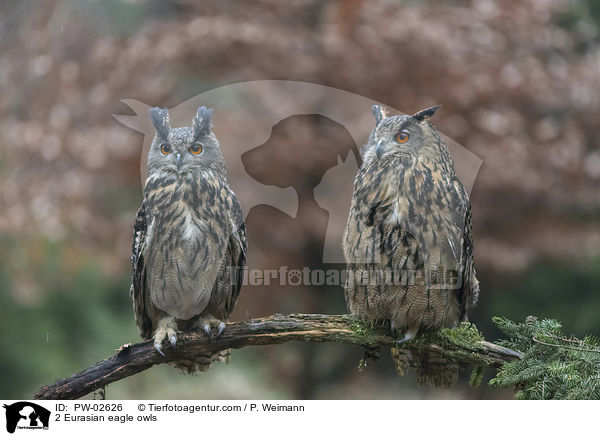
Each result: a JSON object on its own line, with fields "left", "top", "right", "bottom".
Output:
{"left": 343, "top": 105, "right": 479, "bottom": 385}
{"left": 130, "top": 106, "right": 247, "bottom": 373}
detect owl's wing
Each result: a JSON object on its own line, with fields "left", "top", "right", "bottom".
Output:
{"left": 130, "top": 202, "right": 153, "bottom": 339}
{"left": 210, "top": 188, "right": 247, "bottom": 318}
{"left": 225, "top": 220, "right": 247, "bottom": 315}
{"left": 224, "top": 191, "right": 247, "bottom": 315}
{"left": 458, "top": 202, "right": 479, "bottom": 321}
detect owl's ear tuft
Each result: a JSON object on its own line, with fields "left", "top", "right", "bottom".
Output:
{"left": 412, "top": 105, "right": 441, "bottom": 122}
{"left": 193, "top": 106, "right": 214, "bottom": 140}
{"left": 149, "top": 107, "right": 171, "bottom": 139}
{"left": 372, "top": 105, "right": 386, "bottom": 125}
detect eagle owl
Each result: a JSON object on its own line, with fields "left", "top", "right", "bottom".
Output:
{"left": 130, "top": 106, "right": 247, "bottom": 373}
{"left": 343, "top": 105, "right": 479, "bottom": 384}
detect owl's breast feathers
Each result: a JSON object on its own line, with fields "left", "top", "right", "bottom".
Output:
{"left": 132, "top": 171, "right": 246, "bottom": 329}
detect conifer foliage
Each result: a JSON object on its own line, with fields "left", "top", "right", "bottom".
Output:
{"left": 490, "top": 316, "right": 600, "bottom": 399}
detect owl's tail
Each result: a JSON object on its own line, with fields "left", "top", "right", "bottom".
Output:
{"left": 415, "top": 349, "right": 459, "bottom": 388}
{"left": 391, "top": 345, "right": 458, "bottom": 388}
{"left": 390, "top": 345, "right": 416, "bottom": 376}
{"left": 170, "top": 349, "right": 231, "bottom": 375}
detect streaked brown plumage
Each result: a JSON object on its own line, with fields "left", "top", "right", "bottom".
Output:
{"left": 343, "top": 105, "right": 479, "bottom": 385}
{"left": 131, "top": 106, "right": 246, "bottom": 373}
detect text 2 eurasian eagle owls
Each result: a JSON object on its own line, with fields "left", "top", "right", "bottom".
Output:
{"left": 343, "top": 105, "right": 479, "bottom": 343}
{"left": 130, "top": 106, "right": 246, "bottom": 373}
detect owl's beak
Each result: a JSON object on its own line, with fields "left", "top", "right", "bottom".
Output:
{"left": 175, "top": 152, "right": 182, "bottom": 170}
{"left": 375, "top": 141, "right": 384, "bottom": 158}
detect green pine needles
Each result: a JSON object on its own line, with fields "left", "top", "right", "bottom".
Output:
{"left": 490, "top": 316, "right": 600, "bottom": 399}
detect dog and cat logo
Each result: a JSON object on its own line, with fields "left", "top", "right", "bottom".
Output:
{"left": 3, "top": 402, "right": 50, "bottom": 433}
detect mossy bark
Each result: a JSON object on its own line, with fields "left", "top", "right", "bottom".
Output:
{"left": 34, "top": 313, "right": 521, "bottom": 400}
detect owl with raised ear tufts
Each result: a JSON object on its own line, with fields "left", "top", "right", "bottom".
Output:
{"left": 343, "top": 105, "right": 479, "bottom": 386}
{"left": 130, "top": 106, "right": 247, "bottom": 373}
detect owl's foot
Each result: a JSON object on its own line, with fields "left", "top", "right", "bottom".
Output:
{"left": 396, "top": 328, "right": 417, "bottom": 344}
{"left": 196, "top": 314, "right": 226, "bottom": 342}
{"left": 153, "top": 316, "right": 178, "bottom": 356}
{"left": 391, "top": 320, "right": 417, "bottom": 344}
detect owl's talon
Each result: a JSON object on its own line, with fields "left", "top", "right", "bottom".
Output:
{"left": 154, "top": 343, "right": 166, "bottom": 357}
{"left": 153, "top": 315, "right": 178, "bottom": 355}
{"left": 216, "top": 322, "right": 226, "bottom": 337}
{"left": 396, "top": 331, "right": 416, "bottom": 344}
{"left": 197, "top": 315, "right": 227, "bottom": 342}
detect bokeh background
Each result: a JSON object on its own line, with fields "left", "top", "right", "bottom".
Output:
{"left": 1, "top": 0, "right": 599, "bottom": 399}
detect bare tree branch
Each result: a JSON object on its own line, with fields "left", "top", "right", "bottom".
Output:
{"left": 34, "top": 313, "right": 522, "bottom": 400}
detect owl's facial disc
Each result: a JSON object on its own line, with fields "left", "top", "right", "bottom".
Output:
{"left": 370, "top": 115, "right": 419, "bottom": 159}
{"left": 160, "top": 127, "right": 208, "bottom": 174}
{"left": 147, "top": 120, "right": 224, "bottom": 182}
{"left": 171, "top": 142, "right": 205, "bottom": 172}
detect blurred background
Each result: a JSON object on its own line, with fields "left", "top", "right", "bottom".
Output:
{"left": 1, "top": 0, "right": 599, "bottom": 399}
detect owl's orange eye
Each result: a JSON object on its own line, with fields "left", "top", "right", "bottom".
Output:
{"left": 396, "top": 131, "right": 409, "bottom": 144}
{"left": 189, "top": 143, "right": 203, "bottom": 155}
{"left": 160, "top": 143, "right": 172, "bottom": 155}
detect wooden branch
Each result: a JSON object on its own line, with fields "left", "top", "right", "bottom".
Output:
{"left": 34, "top": 313, "right": 522, "bottom": 400}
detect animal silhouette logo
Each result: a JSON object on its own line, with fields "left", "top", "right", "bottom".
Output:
{"left": 3, "top": 402, "right": 50, "bottom": 434}
{"left": 314, "top": 152, "right": 360, "bottom": 263}
{"left": 114, "top": 81, "right": 482, "bottom": 264}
